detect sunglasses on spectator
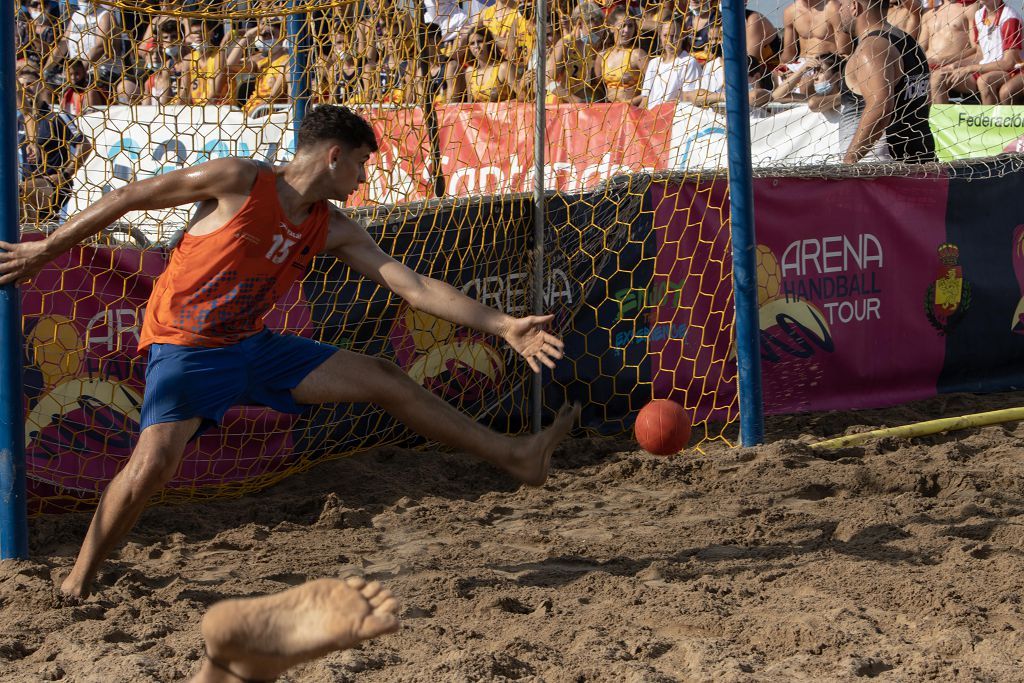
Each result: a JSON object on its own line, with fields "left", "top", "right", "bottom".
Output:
{"left": 27, "top": 1, "right": 42, "bottom": 7}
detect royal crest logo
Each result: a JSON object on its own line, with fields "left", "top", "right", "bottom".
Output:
{"left": 925, "top": 242, "right": 971, "bottom": 335}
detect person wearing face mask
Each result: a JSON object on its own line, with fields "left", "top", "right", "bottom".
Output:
{"left": 60, "top": 58, "right": 106, "bottom": 116}
{"left": 144, "top": 19, "right": 186, "bottom": 105}
{"left": 596, "top": 8, "right": 648, "bottom": 104}
{"left": 23, "top": 10, "right": 68, "bottom": 80}
{"left": 547, "top": 2, "right": 605, "bottom": 103}
{"left": 771, "top": 51, "right": 844, "bottom": 106}
{"left": 226, "top": 18, "right": 291, "bottom": 116}
{"left": 178, "top": 20, "right": 233, "bottom": 106}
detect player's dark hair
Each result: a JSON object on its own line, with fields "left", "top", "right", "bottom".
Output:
{"left": 296, "top": 105, "right": 378, "bottom": 153}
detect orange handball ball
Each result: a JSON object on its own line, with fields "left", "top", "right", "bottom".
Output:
{"left": 635, "top": 399, "right": 691, "bottom": 455}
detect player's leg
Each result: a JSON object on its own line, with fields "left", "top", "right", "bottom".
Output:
{"left": 191, "top": 576, "right": 400, "bottom": 683}
{"left": 287, "top": 348, "right": 577, "bottom": 486}
{"left": 61, "top": 418, "right": 201, "bottom": 598}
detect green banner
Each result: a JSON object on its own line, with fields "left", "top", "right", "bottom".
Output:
{"left": 931, "top": 104, "right": 1024, "bottom": 162}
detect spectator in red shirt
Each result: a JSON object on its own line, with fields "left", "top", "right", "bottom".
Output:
{"left": 933, "top": 0, "right": 1021, "bottom": 104}
{"left": 60, "top": 58, "right": 107, "bottom": 116}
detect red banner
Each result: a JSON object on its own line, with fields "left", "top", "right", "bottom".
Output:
{"left": 347, "top": 106, "right": 432, "bottom": 207}
{"left": 437, "top": 103, "right": 675, "bottom": 196}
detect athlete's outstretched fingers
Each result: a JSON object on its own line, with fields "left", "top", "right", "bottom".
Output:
{"left": 526, "top": 355, "right": 541, "bottom": 373}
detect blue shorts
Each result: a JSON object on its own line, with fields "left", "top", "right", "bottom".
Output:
{"left": 139, "top": 330, "right": 337, "bottom": 435}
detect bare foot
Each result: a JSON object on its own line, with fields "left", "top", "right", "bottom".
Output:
{"left": 193, "top": 577, "right": 400, "bottom": 682}
{"left": 58, "top": 570, "right": 91, "bottom": 602}
{"left": 503, "top": 402, "right": 580, "bottom": 486}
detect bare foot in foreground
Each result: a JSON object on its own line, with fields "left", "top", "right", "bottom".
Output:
{"left": 503, "top": 402, "right": 580, "bottom": 487}
{"left": 192, "top": 577, "right": 400, "bottom": 682}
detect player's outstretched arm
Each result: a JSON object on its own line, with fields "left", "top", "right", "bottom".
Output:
{"left": 0, "top": 157, "right": 256, "bottom": 286}
{"left": 323, "top": 208, "right": 565, "bottom": 372}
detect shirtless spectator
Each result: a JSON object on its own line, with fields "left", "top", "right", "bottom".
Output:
{"left": 920, "top": 0, "right": 977, "bottom": 79}
{"left": 638, "top": 17, "right": 701, "bottom": 107}
{"left": 780, "top": 0, "right": 851, "bottom": 92}
{"left": 932, "top": 0, "right": 1020, "bottom": 104}
{"left": 887, "top": 0, "right": 921, "bottom": 40}
{"left": 547, "top": 2, "right": 605, "bottom": 103}
{"left": 226, "top": 18, "right": 290, "bottom": 116}
{"left": 596, "top": 9, "right": 648, "bottom": 104}
{"left": 747, "top": 3, "right": 783, "bottom": 88}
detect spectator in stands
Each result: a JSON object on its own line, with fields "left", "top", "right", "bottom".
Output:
{"left": 838, "top": 0, "right": 935, "bottom": 163}
{"left": 112, "top": 75, "right": 144, "bottom": 105}
{"left": 226, "top": 18, "right": 290, "bottom": 116}
{"left": 596, "top": 8, "right": 648, "bottom": 104}
{"left": 920, "top": 0, "right": 977, "bottom": 80}
{"left": 426, "top": 0, "right": 484, "bottom": 47}
{"left": 417, "top": 22, "right": 453, "bottom": 105}
{"left": 16, "top": 62, "right": 91, "bottom": 224}
{"left": 747, "top": 3, "right": 783, "bottom": 89}
{"left": 474, "top": 0, "right": 536, "bottom": 65}
{"left": 932, "top": 0, "right": 1021, "bottom": 104}
{"left": 315, "top": 30, "right": 367, "bottom": 105}
{"left": 780, "top": 0, "right": 851, "bottom": 93}
{"left": 65, "top": 0, "right": 122, "bottom": 65}
{"left": 143, "top": 19, "right": 186, "bottom": 105}
{"left": 682, "top": 22, "right": 773, "bottom": 108}
{"left": 138, "top": 0, "right": 191, "bottom": 68}
{"left": 771, "top": 51, "right": 845, "bottom": 112}
{"left": 547, "top": 2, "right": 604, "bottom": 103}
{"left": 679, "top": 0, "right": 720, "bottom": 64}
{"left": 22, "top": 9, "right": 67, "bottom": 82}
{"left": 638, "top": 17, "right": 701, "bottom": 107}
{"left": 356, "top": 0, "right": 418, "bottom": 66}
{"left": 60, "top": 58, "right": 107, "bottom": 116}
{"left": 376, "top": 49, "right": 416, "bottom": 104}
{"left": 463, "top": 26, "right": 517, "bottom": 102}
{"left": 887, "top": 0, "right": 921, "bottom": 39}
{"left": 178, "top": 20, "right": 232, "bottom": 105}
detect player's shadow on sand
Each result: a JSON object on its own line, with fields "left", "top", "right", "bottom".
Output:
{"left": 486, "top": 521, "right": 945, "bottom": 590}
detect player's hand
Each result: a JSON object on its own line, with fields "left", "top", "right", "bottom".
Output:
{"left": 0, "top": 238, "right": 51, "bottom": 286}
{"left": 503, "top": 314, "right": 565, "bottom": 373}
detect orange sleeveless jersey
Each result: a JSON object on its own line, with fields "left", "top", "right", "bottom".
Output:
{"left": 139, "top": 165, "right": 330, "bottom": 350}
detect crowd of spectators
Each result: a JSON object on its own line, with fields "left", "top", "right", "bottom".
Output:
{"left": 10, "top": 0, "right": 1024, "bottom": 219}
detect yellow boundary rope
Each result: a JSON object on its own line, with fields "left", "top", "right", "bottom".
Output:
{"left": 810, "top": 406, "right": 1024, "bottom": 451}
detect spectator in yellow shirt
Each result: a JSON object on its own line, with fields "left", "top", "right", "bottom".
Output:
{"left": 226, "top": 18, "right": 290, "bottom": 117}
{"left": 178, "top": 20, "right": 232, "bottom": 105}
{"left": 476, "top": 0, "right": 535, "bottom": 65}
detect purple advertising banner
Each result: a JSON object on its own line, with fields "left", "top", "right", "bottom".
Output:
{"left": 753, "top": 176, "right": 950, "bottom": 413}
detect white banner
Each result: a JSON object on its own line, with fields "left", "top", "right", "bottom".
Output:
{"left": 670, "top": 103, "right": 844, "bottom": 170}
{"left": 69, "top": 106, "right": 293, "bottom": 242}
{"left": 65, "top": 103, "right": 847, "bottom": 241}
